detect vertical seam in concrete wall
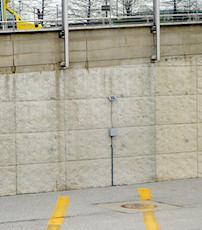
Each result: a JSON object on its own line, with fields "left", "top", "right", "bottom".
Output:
{"left": 110, "top": 68, "right": 113, "bottom": 186}
{"left": 12, "top": 38, "right": 15, "bottom": 73}
{"left": 154, "top": 63, "right": 157, "bottom": 182}
{"left": 110, "top": 68, "right": 113, "bottom": 128}
{"left": 196, "top": 64, "right": 199, "bottom": 177}
{"left": 63, "top": 70, "right": 67, "bottom": 189}
{"left": 13, "top": 73, "right": 17, "bottom": 194}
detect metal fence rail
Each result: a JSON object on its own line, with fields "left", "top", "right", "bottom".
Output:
{"left": 1, "top": 12, "right": 202, "bottom": 33}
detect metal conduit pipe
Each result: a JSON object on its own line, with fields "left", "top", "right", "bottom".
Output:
{"left": 61, "top": 0, "right": 69, "bottom": 68}
{"left": 152, "top": 0, "right": 160, "bottom": 61}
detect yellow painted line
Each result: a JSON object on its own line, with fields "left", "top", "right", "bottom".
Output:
{"left": 137, "top": 188, "right": 161, "bottom": 230}
{"left": 46, "top": 197, "right": 70, "bottom": 230}
{"left": 142, "top": 210, "right": 161, "bottom": 230}
{"left": 137, "top": 188, "right": 152, "bottom": 201}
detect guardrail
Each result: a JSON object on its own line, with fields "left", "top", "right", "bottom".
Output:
{"left": 0, "top": 13, "right": 202, "bottom": 33}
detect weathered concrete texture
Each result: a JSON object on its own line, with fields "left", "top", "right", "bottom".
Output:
{"left": 114, "top": 156, "right": 156, "bottom": 185}
{"left": 155, "top": 66, "right": 196, "bottom": 96}
{"left": 198, "top": 153, "right": 202, "bottom": 176}
{"left": 156, "top": 96, "right": 196, "bottom": 125}
{"left": 65, "top": 159, "right": 111, "bottom": 189}
{"left": 111, "top": 66, "right": 155, "bottom": 97}
{"left": 0, "top": 74, "right": 14, "bottom": 101}
{"left": 16, "top": 101, "right": 64, "bottom": 132}
{"left": 198, "top": 123, "right": 202, "bottom": 151}
{"left": 1, "top": 42, "right": 202, "bottom": 195}
{"left": 66, "top": 129, "right": 110, "bottom": 161}
{"left": 16, "top": 132, "right": 65, "bottom": 164}
{"left": 161, "top": 25, "right": 202, "bottom": 57}
{"left": 197, "top": 66, "right": 202, "bottom": 95}
{"left": 86, "top": 27, "right": 152, "bottom": 61}
{"left": 17, "top": 163, "right": 66, "bottom": 194}
{"left": 113, "top": 126, "right": 155, "bottom": 157}
{"left": 0, "top": 166, "right": 16, "bottom": 196}
{"left": 13, "top": 33, "right": 63, "bottom": 66}
{"left": 0, "top": 25, "right": 202, "bottom": 73}
{"left": 113, "top": 98, "right": 155, "bottom": 127}
{"left": 198, "top": 95, "right": 202, "bottom": 122}
{"left": 0, "top": 102, "right": 15, "bottom": 134}
{"left": 156, "top": 124, "right": 197, "bottom": 154}
{"left": 156, "top": 152, "right": 197, "bottom": 181}
{"left": 0, "top": 37, "right": 13, "bottom": 68}
{"left": 64, "top": 68, "right": 111, "bottom": 99}
{"left": 0, "top": 135, "right": 15, "bottom": 166}
{"left": 15, "top": 71, "right": 64, "bottom": 101}
{"left": 65, "top": 99, "right": 111, "bottom": 130}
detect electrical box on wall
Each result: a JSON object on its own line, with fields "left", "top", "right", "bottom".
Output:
{"left": 109, "top": 128, "right": 117, "bottom": 137}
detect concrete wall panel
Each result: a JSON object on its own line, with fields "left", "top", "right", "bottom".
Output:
{"left": 64, "top": 99, "right": 111, "bottom": 130}
{"left": 156, "top": 152, "right": 197, "bottom": 181}
{"left": 64, "top": 68, "right": 111, "bottom": 99}
{"left": 65, "top": 159, "right": 111, "bottom": 189}
{"left": 113, "top": 98, "right": 155, "bottom": 127}
{"left": 156, "top": 96, "right": 196, "bottom": 125}
{"left": 0, "top": 135, "right": 15, "bottom": 166}
{"left": 66, "top": 129, "right": 110, "bottom": 161}
{"left": 16, "top": 132, "right": 65, "bottom": 164}
{"left": 156, "top": 124, "right": 197, "bottom": 154}
{"left": 113, "top": 126, "right": 155, "bottom": 157}
{"left": 16, "top": 101, "right": 64, "bottom": 132}
{"left": 16, "top": 71, "right": 64, "bottom": 101}
{"left": 114, "top": 156, "right": 156, "bottom": 185}
{"left": 0, "top": 102, "right": 15, "bottom": 134}
{"left": 0, "top": 26, "right": 202, "bottom": 196}
{"left": 0, "top": 74, "right": 14, "bottom": 101}
{"left": 155, "top": 66, "right": 196, "bottom": 96}
{"left": 0, "top": 166, "right": 16, "bottom": 196}
{"left": 17, "top": 163, "right": 66, "bottom": 194}
{"left": 111, "top": 66, "right": 155, "bottom": 97}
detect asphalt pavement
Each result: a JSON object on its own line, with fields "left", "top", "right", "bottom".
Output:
{"left": 0, "top": 178, "right": 202, "bottom": 230}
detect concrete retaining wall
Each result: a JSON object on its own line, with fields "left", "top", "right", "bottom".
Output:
{"left": 0, "top": 25, "right": 202, "bottom": 196}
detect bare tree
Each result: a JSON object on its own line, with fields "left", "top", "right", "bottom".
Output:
{"left": 8, "top": 0, "right": 60, "bottom": 20}
{"left": 114, "top": 0, "right": 152, "bottom": 16}
{"left": 123, "top": 0, "right": 136, "bottom": 15}
{"left": 160, "top": 0, "right": 199, "bottom": 13}
{"left": 68, "top": 0, "right": 101, "bottom": 18}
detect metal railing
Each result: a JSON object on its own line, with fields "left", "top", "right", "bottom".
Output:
{"left": 1, "top": 13, "right": 202, "bottom": 33}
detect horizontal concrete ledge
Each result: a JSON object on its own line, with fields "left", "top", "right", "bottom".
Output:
{"left": 0, "top": 21, "right": 202, "bottom": 35}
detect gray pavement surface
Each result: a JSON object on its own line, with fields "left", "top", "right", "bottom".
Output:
{"left": 1, "top": 178, "right": 202, "bottom": 230}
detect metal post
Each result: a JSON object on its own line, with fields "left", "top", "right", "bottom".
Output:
{"left": 62, "top": 0, "right": 69, "bottom": 68}
{"left": 106, "top": 0, "right": 108, "bottom": 17}
{"left": 116, "top": 0, "right": 118, "bottom": 16}
{"left": 1, "top": 0, "right": 5, "bottom": 30}
{"left": 18, "top": 0, "right": 21, "bottom": 17}
{"left": 42, "top": 0, "right": 44, "bottom": 25}
{"left": 12, "top": 0, "right": 15, "bottom": 31}
{"left": 153, "top": 0, "right": 160, "bottom": 61}
{"left": 109, "top": 0, "right": 111, "bottom": 24}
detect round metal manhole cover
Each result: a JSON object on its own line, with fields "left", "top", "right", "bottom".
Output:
{"left": 121, "top": 203, "right": 157, "bottom": 210}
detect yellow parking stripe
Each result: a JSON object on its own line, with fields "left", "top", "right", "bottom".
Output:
{"left": 46, "top": 197, "right": 70, "bottom": 230}
{"left": 137, "top": 188, "right": 161, "bottom": 230}
{"left": 142, "top": 210, "right": 161, "bottom": 230}
{"left": 137, "top": 188, "right": 153, "bottom": 201}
